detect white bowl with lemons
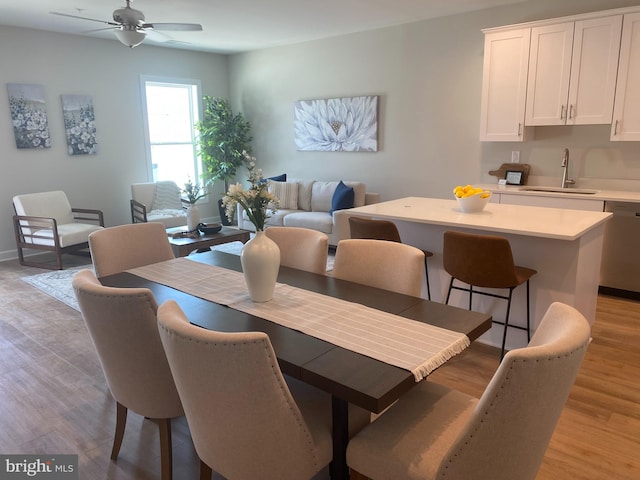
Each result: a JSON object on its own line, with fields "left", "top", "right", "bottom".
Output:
{"left": 453, "top": 185, "right": 492, "bottom": 213}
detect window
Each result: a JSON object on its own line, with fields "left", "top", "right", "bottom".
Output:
{"left": 141, "top": 77, "right": 201, "bottom": 187}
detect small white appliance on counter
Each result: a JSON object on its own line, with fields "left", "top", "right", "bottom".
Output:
{"left": 600, "top": 201, "right": 640, "bottom": 299}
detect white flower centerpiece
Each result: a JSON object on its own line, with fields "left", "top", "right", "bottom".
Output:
{"left": 222, "top": 153, "right": 281, "bottom": 302}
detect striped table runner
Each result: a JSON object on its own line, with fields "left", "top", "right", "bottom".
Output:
{"left": 128, "top": 257, "right": 470, "bottom": 381}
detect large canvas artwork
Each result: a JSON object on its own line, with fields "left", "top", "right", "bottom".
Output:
{"left": 61, "top": 94, "right": 97, "bottom": 155}
{"left": 294, "top": 95, "right": 378, "bottom": 152}
{"left": 7, "top": 83, "right": 51, "bottom": 149}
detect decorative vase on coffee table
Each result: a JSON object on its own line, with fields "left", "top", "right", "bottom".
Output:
{"left": 241, "top": 231, "right": 281, "bottom": 302}
{"left": 186, "top": 204, "right": 200, "bottom": 231}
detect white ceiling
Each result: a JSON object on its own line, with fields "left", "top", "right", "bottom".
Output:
{"left": 0, "top": 0, "right": 526, "bottom": 54}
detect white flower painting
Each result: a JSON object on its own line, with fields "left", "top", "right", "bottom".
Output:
{"left": 294, "top": 95, "right": 378, "bottom": 152}
{"left": 7, "top": 83, "right": 51, "bottom": 149}
{"left": 61, "top": 94, "right": 97, "bottom": 155}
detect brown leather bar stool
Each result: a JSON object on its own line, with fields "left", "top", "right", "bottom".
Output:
{"left": 348, "top": 216, "right": 433, "bottom": 300}
{"left": 442, "top": 230, "right": 537, "bottom": 359}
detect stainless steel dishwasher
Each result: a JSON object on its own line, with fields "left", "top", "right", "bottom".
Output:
{"left": 600, "top": 201, "right": 640, "bottom": 298}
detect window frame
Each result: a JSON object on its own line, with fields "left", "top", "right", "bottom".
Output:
{"left": 139, "top": 75, "right": 202, "bottom": 187}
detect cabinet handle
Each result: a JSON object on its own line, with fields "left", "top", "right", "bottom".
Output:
{"left": 518, "top": 123, "right": 522, "bottom": 136}
{"left": 560, "top": 105, "right": 565, "bottom": 120}
{"left": 569, "top": 104, "right": 574, "bottom": 119}
{"left": 614, "top": 120, "right": 619, "bottom": 135}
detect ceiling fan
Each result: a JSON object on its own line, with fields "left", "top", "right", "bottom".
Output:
{"left": 50, "top": 0, "right": 202, "bottom": 48}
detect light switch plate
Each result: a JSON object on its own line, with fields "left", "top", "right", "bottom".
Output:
{"left": 511, "top": 151, "right": 520, "bottom": 163}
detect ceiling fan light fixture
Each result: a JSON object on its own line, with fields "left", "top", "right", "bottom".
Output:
{"left": 114, "top": 28, "right": 145, "bottom": 48}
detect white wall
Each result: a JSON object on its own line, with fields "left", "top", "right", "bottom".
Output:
{"left": 0, "top": 26, "right": 229, "bottom": 261}
{"left": 228, "top": 0, "right": 640, "bottom": 203}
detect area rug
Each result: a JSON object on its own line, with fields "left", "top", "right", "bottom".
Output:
{"left": 21, "top": 241, "right": 335, "bottom": 312}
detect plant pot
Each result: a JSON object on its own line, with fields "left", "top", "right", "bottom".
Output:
{"left": 218, "top": 198, "right": 233, "bottom": 226}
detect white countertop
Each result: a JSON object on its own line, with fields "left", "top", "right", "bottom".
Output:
{"left": 478, "top": 184, "right": 640, "bottom": 203}
{"left": 346, "top": 197, "right": 612, "bottom": 241}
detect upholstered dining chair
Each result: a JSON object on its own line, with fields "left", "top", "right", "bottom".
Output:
{"left": 443, "top": 230, "right": 537, "bottom": 359}
{"left": 72, "top": 269, "right": 183, "bottom": 480}
{"left": 332, "top": 239, "right": 425, "bottom": 297}
{"left": 88, "top": 222, "right": 175, "bottom": 277}
{"left": 265, "top": 226, "right": 329, "bottom": 274}
{"left": 348, "top": 216, "right": 433, "bottom": 299}
{"left": 347, "top": 301, "right": 591, "bottom": 480}
{"left": 156, "top": 299, "right": 335, "bottom": 480}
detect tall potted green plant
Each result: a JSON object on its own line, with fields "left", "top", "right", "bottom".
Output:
{"left": 195, "top": 97, "right": 253, "bottom": 225}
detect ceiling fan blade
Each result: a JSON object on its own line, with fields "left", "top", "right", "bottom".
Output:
{"left": 50, "top": 11, "right": 119, "bottom": 27}
{"left": 83, "top": 27, "right": 119, "bottom": 34}
{"left": 143, "top": 22, "right": 203, "bottom": 31}
{"left": 145, "top": 30, "right": 172, "bottom": 43}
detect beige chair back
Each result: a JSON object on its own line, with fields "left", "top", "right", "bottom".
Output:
{"left": 332, "top": 239, "right": 425, "bottom": 297}
{"left": 89, "top": 222, "right": 174, "bottom": 277}
{"left": 157, "top": 300, "right": 332, "bottom": 480}
{"left": 265, "top": 226, "right": 329, "bottom": 274}
{"left": 72, "top": 269, "right": 182, "bottom": 419}
{"left": 437, "top": 302, "right": 590, "bottom": 479}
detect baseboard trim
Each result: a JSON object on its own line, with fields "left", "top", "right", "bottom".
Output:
{"left": 598, "top": 286, "right": 640, "bottom": 301}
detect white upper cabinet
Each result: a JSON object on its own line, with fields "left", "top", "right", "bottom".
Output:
{"left": 525, "top": 22, "right": 574, "bottom": 126}
{"left": 568, "top": 16, "right": 622, "bottom": 125}
{"left": 479, "top": 28, "right": 531, "bottom": 142}
{"left": 611, "top": 12, "right": 640, "bottom": 141}
{"left": 525, "top": 16, "right": 622, "bottom": 126}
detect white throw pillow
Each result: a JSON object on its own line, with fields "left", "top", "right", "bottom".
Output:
{"left": 269, "top": 181, "right": 299, "bottom": 210}
{"left": 152, "top": 181, "right": 183, "bottom": 210}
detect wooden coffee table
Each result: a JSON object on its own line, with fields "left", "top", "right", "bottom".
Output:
{"left": 166, "top": 226, "right": 251, "bottom": 257}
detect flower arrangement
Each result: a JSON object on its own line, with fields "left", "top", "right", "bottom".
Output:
{"left": 222, "top": 153, "right": 279, "bottom": 231}
{"left": 182, "top": 177, "right": 209, "bottom": 205}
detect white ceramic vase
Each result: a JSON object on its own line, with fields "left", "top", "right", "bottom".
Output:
{"left": 186, "top": 204, "right": 200, "bottom": 231}
{"left": 241, "top": 230, "right": 281, "bottom": 302}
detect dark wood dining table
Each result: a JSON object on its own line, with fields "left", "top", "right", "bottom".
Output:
{"left": 99, "top": 250, "right": 492, "bottom": 480}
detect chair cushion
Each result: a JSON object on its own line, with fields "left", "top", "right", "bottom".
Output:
{"left": 269, "top": 181, "right": 299, "bottom": 210}
{"left": 331, "top": 181, "right": 355, "bottom": 215}
{"left": 152, "top": 181, "right": 183, "bottom": 210}
{"left": 22, "top": 223, "right": 103, "bottom": 248}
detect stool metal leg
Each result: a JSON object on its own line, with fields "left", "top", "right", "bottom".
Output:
{"left": 424, "top": 257, "right": 431, "bottom": 301}
{"left": 500, "top": 288, "right": 515, "bottom": 360}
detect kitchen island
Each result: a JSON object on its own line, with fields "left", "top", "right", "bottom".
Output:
{"left": 335, "top": 197, "right": 611, "bottom": 351}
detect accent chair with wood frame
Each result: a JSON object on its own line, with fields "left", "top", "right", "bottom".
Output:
{"left": 12, "top": 190, "right": 104, "bottom": 270}
{"left": 130, "top": 181, "right": 188, "bottom": 228}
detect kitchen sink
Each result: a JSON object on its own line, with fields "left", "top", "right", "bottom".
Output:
{"left": 519, "top": 186, "right": 599, "bottom": 195}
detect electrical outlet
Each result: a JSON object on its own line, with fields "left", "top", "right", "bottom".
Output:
{"left": 511, "top": 151, "right": 520, "bottom": 163}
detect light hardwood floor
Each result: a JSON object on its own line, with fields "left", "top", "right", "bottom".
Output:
{"left": 1, "top": 255, "right": 639, "bottom": 479}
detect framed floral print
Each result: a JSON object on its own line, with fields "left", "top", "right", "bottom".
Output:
{"left": 61, "top": 94, "right": 97, "bottom": 155}
{"left": 294, "top": 95, "right": 378, "bottom": 152}
{"left": 7, "top": 83, "right": 51, "bottom": 149}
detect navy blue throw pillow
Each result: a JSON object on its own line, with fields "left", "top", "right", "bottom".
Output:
{"left": 331, "top": 181, "right": 355, "bottom": 215}
{"left": 268, "top": 173, "right": 287, "bottom": 182}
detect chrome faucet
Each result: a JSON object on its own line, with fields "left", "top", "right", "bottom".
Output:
{"left": 561, "top": 148, "right": 575, "bottom": 188}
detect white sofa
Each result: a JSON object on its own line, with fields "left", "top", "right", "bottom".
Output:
{"left": 130, "top": 181, "right": 187, "bottom": 228}
{"left": 237, "top": 179, "right": 380, "bottom": 245}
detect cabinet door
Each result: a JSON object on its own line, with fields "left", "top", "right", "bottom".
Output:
{"left": 611, "top": 12, "right": 640, "bottom": 141}
{"left": 567, "top": 15, "right": 622, "bottom": 125}
{"left": 525, "top": 22, "right": 574, "bottom": 126}
{"left": 479, "top": 28, "right": 530, "bottom": 142}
